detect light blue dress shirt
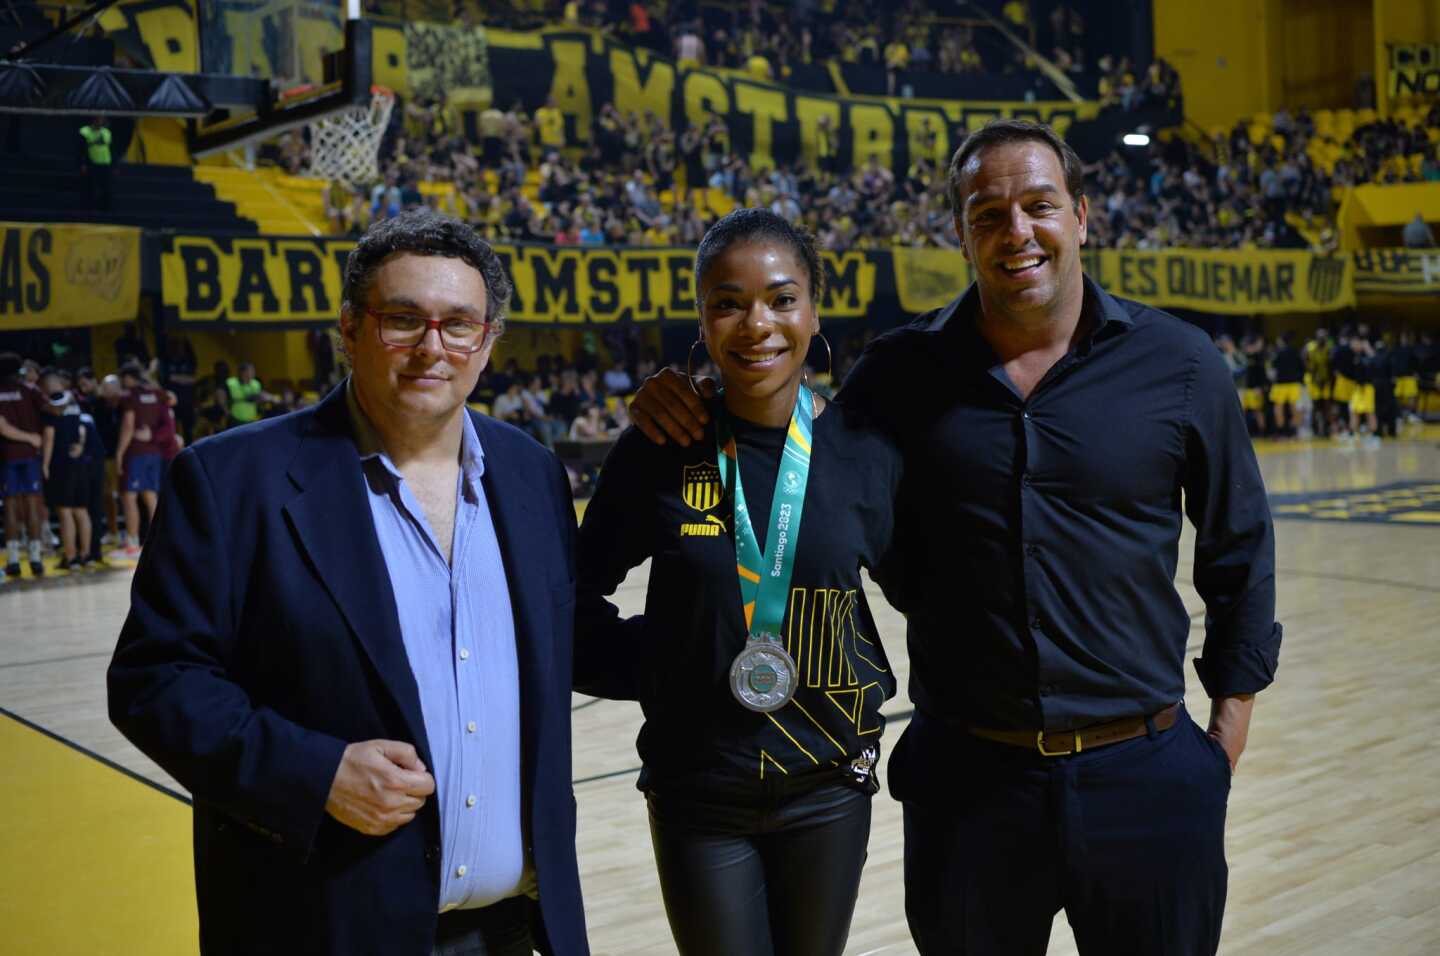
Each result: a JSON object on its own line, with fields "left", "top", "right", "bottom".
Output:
{"left": 350, "top": 390, "right": 529, "bottom": 912}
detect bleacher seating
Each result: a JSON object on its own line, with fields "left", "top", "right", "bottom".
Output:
{"left": 0, "top": 156, "right": 257, "bottom": 232}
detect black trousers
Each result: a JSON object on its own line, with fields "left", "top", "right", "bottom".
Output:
{"left": 901, "top": 707, "right": 1230, "bottom": 956}
{"left": 85, "top": 459, "right": 105, "bottom": 561}
{"left": 86, "top": 163, "right": 112, "bottom": 210}
{"left": 646, "top": 770, "right": 873, "bottom": 956}
{"left": 432, "top": 895, "right": 534, "bottom": 956}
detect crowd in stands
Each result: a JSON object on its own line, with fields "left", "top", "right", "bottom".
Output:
{"left": 269, "top": 23, "right": 1440, "bottom": 261}
{"left": 297, "top": 93, "right": 964, "bottom": 253}
{"left": 1215, "top": 324, "right": 1439, "bottom": 445}
{"left": 1085, "top": 103, "right": 1440, "bottom": 251}
{"left": 295, "top": 84, "right": 1438, "bottom": 259}
{"left": 489, "top": 0, "right": 1098, "bottom": 87}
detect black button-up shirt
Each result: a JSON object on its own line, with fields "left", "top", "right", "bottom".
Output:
{"left": 841, "top": 277, "right": 1282, "bottom": 731}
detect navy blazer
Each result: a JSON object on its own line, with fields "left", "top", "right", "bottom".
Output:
{"left": 108, "top": 384, "right": 588, "bottom": 956}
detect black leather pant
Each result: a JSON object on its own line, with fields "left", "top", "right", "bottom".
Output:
{"left": 645, "top": 770, "right": 872, "bottom": 956}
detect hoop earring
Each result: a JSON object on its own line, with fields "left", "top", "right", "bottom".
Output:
{"left": 686, "top": 339, "right": 707, "bottom": 396}
{"left": 816, "top": 332, "right": 833, "bottom": 378}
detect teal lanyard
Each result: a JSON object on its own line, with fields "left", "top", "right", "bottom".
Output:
{"left": 716, "top": 385, "right": 815, "bottom": 639}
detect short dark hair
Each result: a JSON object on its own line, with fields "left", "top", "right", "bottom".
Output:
{"left": 694, "top": 207, "right": 825, "bottom": 307}
{"left": 118, "top": 360, "right": 145, "bottom": 381}
{"left": 947, "top": 118, "right": 1086, "bottom": 215}
{"left": 342, "top": 209, "right": 512, "bottom": 337}
{"left": 0, "top": 352, "right": 21, "bottom": 380}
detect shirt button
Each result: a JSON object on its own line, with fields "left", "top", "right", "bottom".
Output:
{"left": 1031, "top": 617, "right": 1043, "bottom": 630}
{"left": 1022, "top": 472, "right": 1032, "bottom": 485}
{"left": 1022, "top": 410, "right": 1032, "bottom": 420}
{"left": 459, "top": 648, "right": 470, "bottom": 660}
{"left": 1026, "top": 544, "right": 1040, "bottom": 556}
{"left": 456, "top": 865, "right": 467, "bottom": 878}
{"left": 467, "top": 721, "right": 476, "bottom": 733}
{"left": 466, "top": 794, "right": 477, "bottom": 808}
{"left": 1040, "top": 683, "right": 1057, "bottom": 696}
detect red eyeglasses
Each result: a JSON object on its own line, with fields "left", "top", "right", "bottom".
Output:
{"left": 366, "top": 309, "right": 492, "bottom": 354}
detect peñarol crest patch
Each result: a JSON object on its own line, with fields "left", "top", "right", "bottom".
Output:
{"left": 682, "top": 461, "right": 722, "bottom": 513}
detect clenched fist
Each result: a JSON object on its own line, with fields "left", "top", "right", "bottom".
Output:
{"left": 325, "top": 739, "right": 436, "bottom": 836}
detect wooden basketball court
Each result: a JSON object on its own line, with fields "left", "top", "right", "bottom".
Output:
{"left": 2, "top": 432, "right": 1438, "bottom": 955}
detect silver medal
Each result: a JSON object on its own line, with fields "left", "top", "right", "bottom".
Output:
{"left": 729, "top": 634, "right": 798, "bottom": 712}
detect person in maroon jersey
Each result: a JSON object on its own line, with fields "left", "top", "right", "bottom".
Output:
{"left": 0, "top": 352, "right": 47, "bottom": 577}
{"left": 113, "top": 361, "right": 174, "bottom": 557}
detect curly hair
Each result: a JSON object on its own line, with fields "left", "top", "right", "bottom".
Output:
{"left": 693, "top": 207, "right": 825, "bottom": 308}
{"left": 341, "top": 209, "right": 512, "bottom": 338}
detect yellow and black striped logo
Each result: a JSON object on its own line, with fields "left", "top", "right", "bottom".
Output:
{"left": 682, "top": 462, "right": 723, "bottom": 513}
{"left": 1307, "top": 256, "right": 1347, "bottom": 306}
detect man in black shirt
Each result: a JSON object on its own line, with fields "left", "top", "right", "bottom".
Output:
{"left": 1240, "top": 332, "right": 1270, "bottom": 436}
{"left": 1269, "top": 331, "right": 1305, "bottom": 436}
{"left": 1330, "top": 328, "right": 1358, "bottom": 436}
{"left": 1391, "top": 330, "right": 1421, "bottom": 426}
{"left": 630, "top": 119, "right": 1280, "bottom": 956}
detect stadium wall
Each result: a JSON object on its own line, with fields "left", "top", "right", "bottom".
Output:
{"left": 1159, "top": 0, "right": 1438, "bottom": 129}
{"left": 1155, "top": 0, "right": 1286, "bottom": 132}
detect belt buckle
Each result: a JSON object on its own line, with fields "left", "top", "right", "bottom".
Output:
{"left": 1035, "top": 729, "right": 1081, "bottom": 756}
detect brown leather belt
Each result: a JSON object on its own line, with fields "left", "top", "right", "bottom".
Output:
{"left": 968, "top": 703, "right": 1180, "bottom": 756}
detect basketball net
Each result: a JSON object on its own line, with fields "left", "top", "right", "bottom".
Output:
{"left": 306, "top": 85, "right": 394, "bottom": 187}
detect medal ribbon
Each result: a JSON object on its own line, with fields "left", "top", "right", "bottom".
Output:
{"left": 716, "top": 384, "right": 814, "bottom": 642}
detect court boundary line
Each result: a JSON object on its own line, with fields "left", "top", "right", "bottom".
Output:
{"left": 0, "top": 650, "right": 112, "bottom": 672}
{"left": 1276, "top": 567, "right": 1440, "bottom": 595}
{"left": 0, "top": 704, "right": 192, "bottom": 806}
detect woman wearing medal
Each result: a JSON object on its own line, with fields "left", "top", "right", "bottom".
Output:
{"left": 575, "top": 208, "right": 904, "bottom": 956}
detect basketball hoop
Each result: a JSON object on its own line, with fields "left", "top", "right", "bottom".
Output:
{"left": 306, "top": 85, "right": 395, "bottom": 187}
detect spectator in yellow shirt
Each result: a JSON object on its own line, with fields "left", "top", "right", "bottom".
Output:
{"left": 885, "top": 40, "right": 910, "bottom": 95}
{"left": 746, "top": 52, "right": 772, "bottom": 82}
{"left": 78, "top": 116, "right": 113, "bottom": 209}
{"left": 535, "top": 97, "right": 566, "bottom": 149}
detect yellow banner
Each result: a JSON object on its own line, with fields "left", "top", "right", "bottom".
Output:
{"left": 0, "top": 223, "right": 141, "bottom": 331}
{"left": 488, "top": 28, "right": 1099, "bottom": 176}
{"left": 1352, "top": 248, "right": 1440, "bottom": 295}
{"left": 158, "top": 234, "right": 881, "bottom": 325}
{"left": 164, "top": 235, "right": 1430, "bottom": 326}
{"left": 1387, "top": 43, "right": 1440, "bottom": 97}
{"left": 894, "top": 247, "right": 1355, "bottom": 316}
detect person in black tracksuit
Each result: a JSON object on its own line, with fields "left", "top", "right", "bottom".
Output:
{"left": 38, "top": 373, "right": 96, "bottom": 569}
{"left": 78, "top": 392, "right": 107, "bottom": 563}
{"left": 1241, "top": 334, "right": 1270, "bottom": 435}
{"left": 1369, "top": 339, "right": 1397, "bottom": 437}
{"left": 574, "top": 210, "right": 903, "bottom": 956}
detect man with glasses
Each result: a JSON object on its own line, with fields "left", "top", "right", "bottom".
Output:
{"left": 109, "top": 211, "right": 590, "bottom": 956}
